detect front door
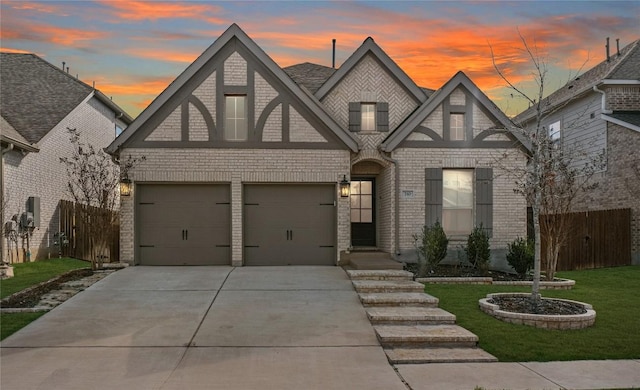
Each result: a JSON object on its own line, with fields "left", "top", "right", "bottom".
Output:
{"left": 350, "top": 178, "right": 376, "bottom": 247}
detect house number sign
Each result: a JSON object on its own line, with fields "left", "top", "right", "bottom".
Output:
{"left": 401, "top": 190, "right": 415, "bottom": 199}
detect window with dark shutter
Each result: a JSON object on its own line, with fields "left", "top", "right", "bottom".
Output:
{"left": 377, "top": 102, "right": 389, "bottom": 132}
{"left": 425, "top": 168, "right": 443, "bottom": 227}
{"left": 475, "top": 167, "right": 493, "bottom": 237}
{"left": 349, "top": 102, "right": 361, "bottom": 132}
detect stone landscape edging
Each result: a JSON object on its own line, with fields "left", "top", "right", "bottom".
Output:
{"left": 416, "top": 277, "right": 575, "bottom": 289}
{"left": 478, "top": 292, "right": 596, "bottom": 330}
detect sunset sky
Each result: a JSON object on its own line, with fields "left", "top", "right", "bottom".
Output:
{"left": 1, "top": 1, "right": 638, "bottom": 118}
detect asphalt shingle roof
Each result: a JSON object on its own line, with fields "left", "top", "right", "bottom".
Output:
{"left": 515, "top": 39, "right": 640, "bottom": 123}
{"left": 0, "top": 53, "right": 94, "bottom": 144}
{"left": 283, "top": 62, "right": 337, "bottom": 94}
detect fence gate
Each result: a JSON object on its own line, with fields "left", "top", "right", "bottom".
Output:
{"left": 542, "top": 208, "right": 631, "bottom": 271}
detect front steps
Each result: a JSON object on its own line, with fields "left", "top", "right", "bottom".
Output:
{"left": 346, "top": 251, "right": 404, "bottom": 270}
{"left": 346, "top": 269, "right": 497, "bottom": 364}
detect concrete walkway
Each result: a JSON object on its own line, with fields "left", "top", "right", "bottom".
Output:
{"left": 1, "top": 266, "right": 639, "bottom": 390}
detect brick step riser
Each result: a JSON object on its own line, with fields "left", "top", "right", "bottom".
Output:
{"left": 370, "top": 319, "right": 456, "bottom": 326}
{"left": 354, "top": 287, "right": 425, "bottom": 294}
{"left": 362, "top": 302, "right": 439, "bottom": 308}
{"left": 378, "top": 340, "right": 478, "bottom": 349}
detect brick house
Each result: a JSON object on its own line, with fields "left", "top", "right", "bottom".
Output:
{"left": 107, "top": 24, "right": 529, "bottom": 268}
{"left": 514, "top": 38, "right": 640, "bottom": 265}
{"left": 1, "top": 53, "right": 132, "bottom": 262}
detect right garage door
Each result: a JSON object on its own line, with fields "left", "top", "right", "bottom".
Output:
{"left": 244, "top": 184, "right": 336, "bottom": 266}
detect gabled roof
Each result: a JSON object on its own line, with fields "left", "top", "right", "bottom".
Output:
{"left": 108, "top": 24, "right": 360, "bottom": 154}
{"left": 0, "top": 115, "right": 39, "bottom": 152}
{"left": 515, "top": 39, "right": 640, "bottom": 123}
{"left": 283, "top": 62, "right": 336, "bottom": 94}
{"left": 381, "top": 71, "right": 530, "bottom": 152}
{"left": 314, "top": 37, "right": 427, "bottom": 104}
{"left": 0, "top": 53, "right": 132, "bottom": 144}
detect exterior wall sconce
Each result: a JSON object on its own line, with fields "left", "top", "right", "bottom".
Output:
{"left": 340, "top": 175, "right": 350, "bottom": 197}
{"left": 120, "top": 177, "right": 132, "bottom": 197}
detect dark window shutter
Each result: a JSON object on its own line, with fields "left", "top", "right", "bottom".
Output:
{"left": 377, "top": 102, "right": 389, "bottom": 132}
{"left": 425, "top": 168, "right": 443, "bottom": 227}
{"left": 475, "top": 167, "right": 493, "bottom": 237}
{"left": 349, "top": 102, "right": 361, "bottom": 132}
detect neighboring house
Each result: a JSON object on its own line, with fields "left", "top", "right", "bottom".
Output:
{"left": 107, "top": 24, "right": 529, "bottom": 268}
{"left": 1, "top": 53, "right": 132, "bottom": 262}
{"left": 514, "top": 38, "right": 640, "bottom": 265}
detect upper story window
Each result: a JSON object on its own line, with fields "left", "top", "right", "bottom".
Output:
{"left": 450, "top": 113, "right": 465, "bottom": 140}
{"left": 361, "top": 103, "right": 376, "bottom": 131}
{"left": 224, "top": 95, "right": 247, "bottom": 141}
{"left": 548, "top": 120, "right": 561, "bottom": 145}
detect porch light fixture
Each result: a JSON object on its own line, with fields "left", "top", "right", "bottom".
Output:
{"left": 340, "top": 175, "right": 350, "bottom": 197}
{"left": 120, "top": 177, "right": 132, "bottom": 197}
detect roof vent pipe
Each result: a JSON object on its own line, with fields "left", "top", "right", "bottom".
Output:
{"left": 332, "top": 39, "right": 336, "bottom": 69}
{"left": 62, "top": 61, "right": 65, "bottom": 70}
{"left": 616, "top": 38, "right": 620, "bottom": 56}
{"left": 606, "top": 37, "right": 610, "bottom": 62}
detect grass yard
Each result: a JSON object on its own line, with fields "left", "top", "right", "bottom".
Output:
{"left": 425, "top": 265, "right": 640, "bottom": 362}
{"left": 1, "top": 258, "right": 89, "bottom": 341}
{"left": 1, "top": 258, "right": 89, "bottom": 299}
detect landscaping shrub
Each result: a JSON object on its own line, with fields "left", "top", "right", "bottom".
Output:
{"left": 413, "top": 221, "right": 449, "bottom": 277}
{"left": 506, "top": 237, "right": 534, "bottom": 279}
{"left": 465, "top": 225, "right": 491, "bottom": 275}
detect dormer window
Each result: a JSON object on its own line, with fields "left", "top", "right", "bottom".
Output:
{"left": 450, "top": 113, "right": 465, "bottom": 140}
{"left": 348, "top": 102, "right": 389, "bottom": 132}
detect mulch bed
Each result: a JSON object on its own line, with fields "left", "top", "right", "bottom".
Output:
{"left": 0, "top": 268, "right": 93, "bottom": 308}
{"left": 406, "top": 263, "right": 530, "bottom": 281}
{"left": 488, "top": 295, "right": 587, "bottom": 315}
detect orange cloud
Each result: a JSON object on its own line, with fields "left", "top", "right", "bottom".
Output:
{"left": 97, "top": 0, "right": 226, "bottom": 23}
{"left": 0, "top": 47, "right": 33, "bottom": 54}
{"left": 1, "top": 23, "right": 108, "bottom": 46}
{"left": 123, "top": 47, "right": 200, "bottom": 64}
{"left": 8, "top": 1, "right": 69, "bottom": 15}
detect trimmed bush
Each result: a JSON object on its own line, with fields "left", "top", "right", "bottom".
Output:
{"left": 506, "top": 237, "right": 534, "bottom": 279}
{"left": 413, "top": 221, "right": 449, "bottom": 277}
{"left": 465, "top": 225, "right": 491, "bottom": 275}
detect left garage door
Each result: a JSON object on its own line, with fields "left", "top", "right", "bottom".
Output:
{"left": 137, "top": 184, "right": 230, "bottom": 265}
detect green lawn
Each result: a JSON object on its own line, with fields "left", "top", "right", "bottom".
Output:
{"left": 425, "top": 265, "right": 640, "bottom": 361}
{"left": 1, "top": 258, "right": 89, "bottom": 299}
{"left": 1, "top": 258, "right": 89, "bottom": 341}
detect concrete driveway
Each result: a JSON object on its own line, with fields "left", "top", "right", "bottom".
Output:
{"left": 1, "top": 266, "right": 406, "bottom": 390}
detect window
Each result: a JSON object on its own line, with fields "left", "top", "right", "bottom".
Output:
{"left": 224, "top": 95, "right": 247, "bottom": 141}
{"left": 361, "top": 103, "right": 376, "bottom": 131}
{"left": 548, "top": 120, "right": 560, "bottom": 144}
{"left": 442, "top": 169, "right": 473, "bottom": 235}
{"left": 450, "top": 114, "right": 465, "bottom": 140}
{"left": 350, "top": 180, "right": 373, "bottom": 223}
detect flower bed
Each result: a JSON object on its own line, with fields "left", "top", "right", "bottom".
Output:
{"left": 479, "top": 292, "right": 596, "bottom": 329}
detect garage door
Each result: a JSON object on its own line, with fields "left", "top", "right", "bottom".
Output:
{"left": 244, "top": 185, "right": 336, "bottom": 265}
{"left": 137, "top": 184, "right": 230, "bottom": 265}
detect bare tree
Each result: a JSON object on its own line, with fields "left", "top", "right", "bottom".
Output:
{"left": 491, "top": 32, "right": 603, "bottom": 300}
{"left": 60, "top": 128, "right": 143, "bottom": 269}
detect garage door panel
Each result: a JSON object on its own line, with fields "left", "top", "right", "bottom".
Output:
{"left": 137, "top": 184, "right": 230, "bottom": 265}
{"left": 244, "top": 184, "right": 336, "bottom": 266}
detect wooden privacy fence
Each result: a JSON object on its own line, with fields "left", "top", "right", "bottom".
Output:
{"left": 541, "top": 208, "right": 631, "bottom": 271}
{"left": 59, "top": 200, "right": 119, "bottom": 262}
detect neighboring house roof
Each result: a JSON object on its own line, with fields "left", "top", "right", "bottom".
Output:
{"left": 0, "top": 115, "right": 39, "bottom": 152}
{"left": 283, "top": 62, "right": 336, "bottom": 94}
{"left": 381, "top": 71, "right": 531, "bottom": 152}
{"left": 515, "top": 39, "right": 640, "bottom": 124}
{"left": 0, "top": 52, "right": 133, "bottom": 145}
{"left": 603, "top": 111, "right": 640, "bottom": 133}
{"left": 108, "top": 24, "right": 360, "bottom": 154}
{"left": 314, "top": 37, "right": 428, "bottom": 104}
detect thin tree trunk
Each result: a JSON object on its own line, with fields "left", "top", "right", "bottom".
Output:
{"left": 532, "top": 203, "right": 542, "bottom": 301}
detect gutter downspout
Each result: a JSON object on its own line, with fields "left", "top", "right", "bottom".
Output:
{"left": 593, "top": 85, "right": 613, "bottom": 114}
{"left": 379, "top": 150, "right": 401, "bottom": 257}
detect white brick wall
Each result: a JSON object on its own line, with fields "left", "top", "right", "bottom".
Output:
{"left": 194, "top": 70, "right": 216, "bottom": 121}
{"left": 422, "top": 105, "right": 443, "bottom": 137}
{"left": 262, "top": 104, "right": 282, "bottom": 142}
{"left": 2, "top": 95, "right": 118, "bottom": 261}
{"left": 450, "top": 87, "right": 466, "bottom": 105}
{"left": 289, "top": 106, "right": 326, "bottom": 142}
{"left": 146, "top": 108, "right": 180, "bottom": 141}
{"left": 224, "top": 52, "right": 247, "bottom": 86}
{"left": 120, "top": 148, "right": 351, "bottom": 265}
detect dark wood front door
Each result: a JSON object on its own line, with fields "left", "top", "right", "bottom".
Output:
{"left": 350, "top": 179, "right": 375, "bottom": 247}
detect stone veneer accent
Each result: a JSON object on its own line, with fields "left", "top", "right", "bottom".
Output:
{"left": 120, "top": 148, "right": 351, "bottom": 266}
